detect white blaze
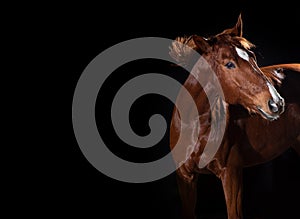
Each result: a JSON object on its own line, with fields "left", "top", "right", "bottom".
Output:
{"left": 235, "top": 47, "right": 249, "bottom": 61}
{"left": 267, "top": 82, "right": 281, "bottom": 103}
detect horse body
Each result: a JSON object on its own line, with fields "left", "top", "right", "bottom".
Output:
{"left": 238, "top": 103, "right": 300, "bottom": 167}
{"left": 169, "top": 14, "right": 300, "bottom": 219}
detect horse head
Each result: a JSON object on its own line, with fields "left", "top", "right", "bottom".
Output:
{"left": 169, "top": 14, "right": 285, "bottom": 121}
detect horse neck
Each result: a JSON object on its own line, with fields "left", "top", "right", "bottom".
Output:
{"left": 182, "top": 73, "right": 211, "bottom": 115}
{"left": 177, "top": 72, "right": 230, "bottom": 169}
{"left": 180, "top": 71, "right": 229, "bottom": 133}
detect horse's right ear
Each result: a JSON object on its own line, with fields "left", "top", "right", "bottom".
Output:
{"left": 169, "top": 35, "right": 210, "bottom": 66}
{"left": 219, "top": 13, "right": 243, "bottom": 37}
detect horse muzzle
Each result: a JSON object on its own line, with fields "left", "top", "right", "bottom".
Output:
{"left": 257, "top": 97, "right": 285, "bottom": 121}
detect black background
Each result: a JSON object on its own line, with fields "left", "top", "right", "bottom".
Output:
{"left": 29, "top": 0, "right": 300, "bottom": 218}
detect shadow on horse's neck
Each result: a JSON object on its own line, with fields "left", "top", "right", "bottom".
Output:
{"left": 228, "top": 104, "right": 252, "bottom": 120}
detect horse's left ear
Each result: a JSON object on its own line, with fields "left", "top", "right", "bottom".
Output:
{"left": 220, "top": 13, "right": 243, "bottom": 37}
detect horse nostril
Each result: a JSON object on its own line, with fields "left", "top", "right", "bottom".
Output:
{"left": 268, "top": 99, "right": 279, "bottom": 113}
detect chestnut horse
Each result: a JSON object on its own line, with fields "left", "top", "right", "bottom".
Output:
{"left": 169, "top": 14, "right": 300, "bottom": 219}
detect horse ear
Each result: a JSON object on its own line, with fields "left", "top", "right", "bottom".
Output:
{"left": 220, "top": 13, "right": 243, "bottom": 37}
{"left": 192, "top": 35, "right": 210, "bottom": 53}
{"left": 169, "top": 35, "right": 210, "bottom": 66}
{"left": 234, "top": 13, "right": 243, "bottom": 37}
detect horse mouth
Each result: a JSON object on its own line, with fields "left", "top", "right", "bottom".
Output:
{"left": 257, "top": 106, "right": 279, "bottom": 121}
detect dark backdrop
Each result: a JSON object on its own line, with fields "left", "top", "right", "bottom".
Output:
{"left": 58, "top": 1, "right": 300, "bottom": 219}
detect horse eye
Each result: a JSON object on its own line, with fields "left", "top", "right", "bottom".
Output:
{"left": 225, "top": 62, "right": 236, "bottom": 69}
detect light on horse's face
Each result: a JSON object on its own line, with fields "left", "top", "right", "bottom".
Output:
{"left": 235, "top": 47, "right": 249, "bottom": 61}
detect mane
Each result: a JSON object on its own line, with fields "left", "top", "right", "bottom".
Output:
{"left": 169, "top": 34, "right": 256, "bottom": 68}
{"left": 233, "top": 36, "right": 255, "bottom": 50}
{"left": 209, "top": 34, "right": 255, "bottom": 51}
{"left": 169, "top": 35, "right": 201, "bottom": 67}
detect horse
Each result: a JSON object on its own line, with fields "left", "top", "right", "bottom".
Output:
{"left": 169, "top": 14, "right": 300, "bottom": 219}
